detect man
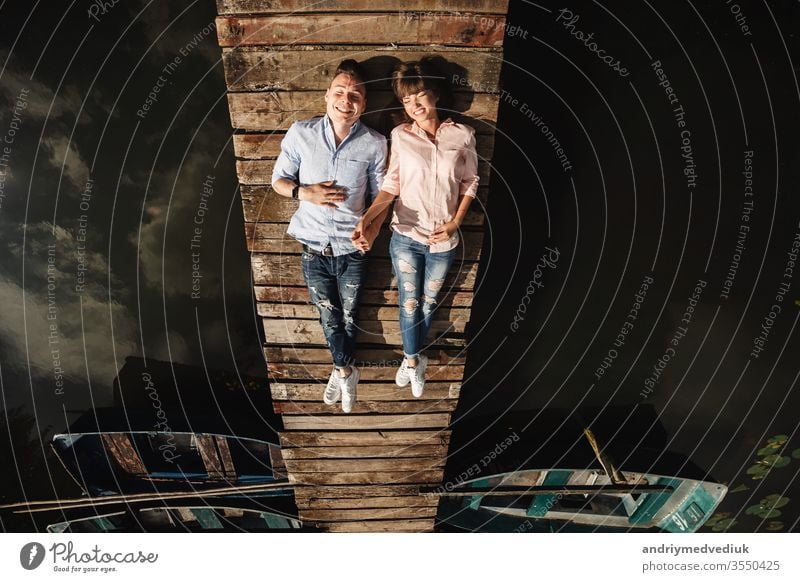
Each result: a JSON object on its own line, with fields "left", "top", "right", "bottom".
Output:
{"left": 271, "top": 60, "right": 387, "bottom": 413}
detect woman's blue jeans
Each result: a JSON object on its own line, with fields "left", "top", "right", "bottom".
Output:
{"left": 389, "top": 232, "right": 456, "bottom": 359}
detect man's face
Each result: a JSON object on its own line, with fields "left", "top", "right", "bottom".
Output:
{"left": 325, "top": 73, "right": 366, "bottom": 126}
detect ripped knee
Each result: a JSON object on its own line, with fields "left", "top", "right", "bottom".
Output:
{"left": 403, "top": 298, "right": 419, "bottom": 315}
{"left": 403, "top": 281, "right": 416, "bottom": 292}
{"left": 398, "top": 258, "right": 417, "bottom": 273}
{"left": 427, "top": 278, "right": 445, "bottom": 293}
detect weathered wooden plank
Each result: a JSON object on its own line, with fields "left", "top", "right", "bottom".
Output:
{"left": 251, "top": 254, "right": 479, "bottom": 288}
{"left": 287, "top": 469, "right": 444, "bottom": 485}
{"left": 292, "top": 484, "right": 427, "bottom": 498}
{"left": 215, "top": 14, "right": 506, "bottom": 48}
{"left": 271, "top": 382, "right": 460, "bottom": 401}
{"left": 264, "top": 346, "right": 466, "bottom": 365}
{"left": 240, "top": 185, "right": 487, "bottom": 225}
{"left": 274, "top": 399, "right": 457, "bottom": 414}
{"left": 268, "top": 443, "right": 287, "bottom": 480}
{"left": 322, "top": 519, "right": 434, "bottom": 532}
{"left": 282, "top": 413, "right": 451, "bottom": 430}
{"left": 295, "top": 495, "right": 438, "bottom": 510}
{"left": 195, "top": 435, "right": 224, "bottom": 479}
{"left": 285, "top": 457, "right": 444, "bottom": 472}
{"left": 223, "top": 47, "right": 503, "bottom": 93}
{"left": 281, "top": 444, "right": 448, "bottom": 460}
{"left": 263, "top": 319, "right": 464, "bottom": 345}
{"left": 233, "top": 133, "right": 284, "bottom": 159}
{"left": 255, "top": 286, "right": 475, "bottom": 307}
{"left": 279, "top": 431, "right": 450, "bottom": 448}
{"left": 300, "top": 506, "right": 438, "bottom": 521}
{"left": 259, "top": 302, "right": 471, "bottom": 322}
{"left": 214, "top": 436, "right": 237, "bottom": 476}
{"left": 227, "top": 91, "right": 499, "bottom": 130}
{"left": 217, "top": 1, "right": 511, "bottom": 15}
{"left": 233, "top": 132, "right": 495, "bottom": 160}
{"left": 101, "top": 434, "right": 146, "bottom": 475}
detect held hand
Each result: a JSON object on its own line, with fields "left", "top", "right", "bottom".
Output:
{"left": 351, "top": 220, "right": 371, "bottom": 252}
{"left": 301, "top": 180, "right": 347, "bottom": 208}
{"left": 428, "top": 221, "right": 458, "bottom": 245}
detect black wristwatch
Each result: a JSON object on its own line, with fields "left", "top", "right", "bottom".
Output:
{"left": 291, "top": 184, "right": 300, "bottom": 200}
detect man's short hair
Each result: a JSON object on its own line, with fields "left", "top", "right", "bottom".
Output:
{"left": 333, "top": 59, "right": 368, "bottom": 93}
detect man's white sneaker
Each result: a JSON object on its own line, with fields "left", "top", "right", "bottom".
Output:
{"left": 340, "top": 366, "right": 359, "bottom": 413}
{"left": 409, "top": 355, "right": 428, "bottom": 398}
{"left": 395, "top": 358, "right": 411, "bottom": 387}
{"left": 323, "top": 368, "right": 341, "bottom": 405}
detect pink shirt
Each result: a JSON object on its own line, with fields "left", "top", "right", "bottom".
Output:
{"left": 380, "top": 119, "right": 479, "bottom": 252}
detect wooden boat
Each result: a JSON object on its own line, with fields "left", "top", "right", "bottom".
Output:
{"left": 434, "top": 467, "right": 727, "bottom": 533}
{"left": 46, "top": 500, "right": 303, "bottom": 533}
{"left": 52, "top": 430, "right": 288, "bottom": 497}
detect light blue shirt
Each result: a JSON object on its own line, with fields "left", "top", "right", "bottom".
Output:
{"left": 272, "top": 115, "right": 387, "bottom": 256}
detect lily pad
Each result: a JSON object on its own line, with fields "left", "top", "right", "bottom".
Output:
{"left": 757, "top": 446, "right": 780, "bottom": 456}
{"left": 746, "top": 495, "right": 789, "bottom": 519}
{"left": 729, "top": 484, "right": 749, "bottom": 494}
{"left": 759, "top": 454, "right": 791, "bottom": 469}
{"left": 705, "top": 512, "right": 731, "bottom": 527}
{"left": 710, "top": 518, "right": 737, "bottom": 532}
{"left": 747, "top": 464, "right": 768, "bottom": 478}
{"left": 766, "top": 521, "right": 784, "bottom": 531}
{"left": 767, "top": 434, "right": 789, "bottom": 446}
{"left": 761, "top": 494, "right": 790, "bottom": 509}
{"left": 792, "top": 448, "right": 800, "bottom": 459}
{"left": 745, "top": 506, "right": 780, "bottom": 519}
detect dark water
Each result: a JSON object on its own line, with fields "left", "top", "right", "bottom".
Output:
{"left": 1, "top": 1, "right": 799, "bottom": 533}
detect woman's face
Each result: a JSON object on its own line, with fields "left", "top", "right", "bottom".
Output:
{"left": 401, "top": 89, "right": 438, "bottom": 124}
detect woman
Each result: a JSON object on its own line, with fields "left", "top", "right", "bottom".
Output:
{"left": 352, "top": 59, "right": 479, "bottom": 397}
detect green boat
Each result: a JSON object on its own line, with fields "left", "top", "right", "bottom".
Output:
{"left": 435, "top": 467, "right": 727, "bottom": 533}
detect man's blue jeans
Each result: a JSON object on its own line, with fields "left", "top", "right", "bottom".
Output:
{"left": 389, "top": 232, "right": 456, "bottom": 359}
{"left": 301, "top": 250, "right": 368, "bottom": 368}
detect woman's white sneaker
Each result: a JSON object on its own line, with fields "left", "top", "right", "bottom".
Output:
{"left": 409, "top": 355, "right": 428, "bottom": 398}
{"left": 340, "top": 366, "right": 359, "bottom": 413}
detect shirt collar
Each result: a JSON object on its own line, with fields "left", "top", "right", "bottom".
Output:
{"left": 407, "top": 117, "right": 454, "bottom": 138}
{"left": 323, "top": 114, "right": 361, "bottom": 147}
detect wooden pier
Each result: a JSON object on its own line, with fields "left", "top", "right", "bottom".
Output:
{"left": 214, "top": 0, "right": 509, "bottom": 532}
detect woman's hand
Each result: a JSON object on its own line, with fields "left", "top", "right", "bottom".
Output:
{"left": 428, "top": 221, "right": 459, "bottom": 245}
{"left": 351, "top": 219, "right": 372, "bottom": 252}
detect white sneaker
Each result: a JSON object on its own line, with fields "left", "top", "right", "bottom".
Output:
{"left": 340, "top": 366, "right": 359, "bottom": 413}
{"left": 323, "top": 368, "right": 341, "bottom": 405}
{"left": 409, "top": 355, "right": 428, "bottom": 398}
{"left": 395, "top": 359, "right": 411, "bottom": 387}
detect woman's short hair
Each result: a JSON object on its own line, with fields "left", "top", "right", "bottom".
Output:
{"left": 391, "top": 58, "right": 445, "bottom": 101}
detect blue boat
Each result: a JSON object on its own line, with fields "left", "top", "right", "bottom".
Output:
{"left": 435, "top": 467, "right": 727, "bottom": 532}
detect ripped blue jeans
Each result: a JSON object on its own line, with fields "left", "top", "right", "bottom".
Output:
{"left": 301, "top": 250, "right": 368, "bottom": 368}
{"left": 389, "top": 232, "right": 456, "bottom": 359}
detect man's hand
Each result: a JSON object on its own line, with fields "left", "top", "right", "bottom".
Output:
{"left": 351, "top": 218, "right": 372, "bottom": 252}
{"left": 301, "top": 181, "right": 347, "bottom": 208}
{"left": 429, "top": 221, "right": 459, "bottom": 245}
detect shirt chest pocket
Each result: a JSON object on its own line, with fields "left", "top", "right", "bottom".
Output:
{"left": 335, "top": 159, "right": 369, "bottom": 194}
{"left": 436, "top": 146, "right": 465, "bottom": 180}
